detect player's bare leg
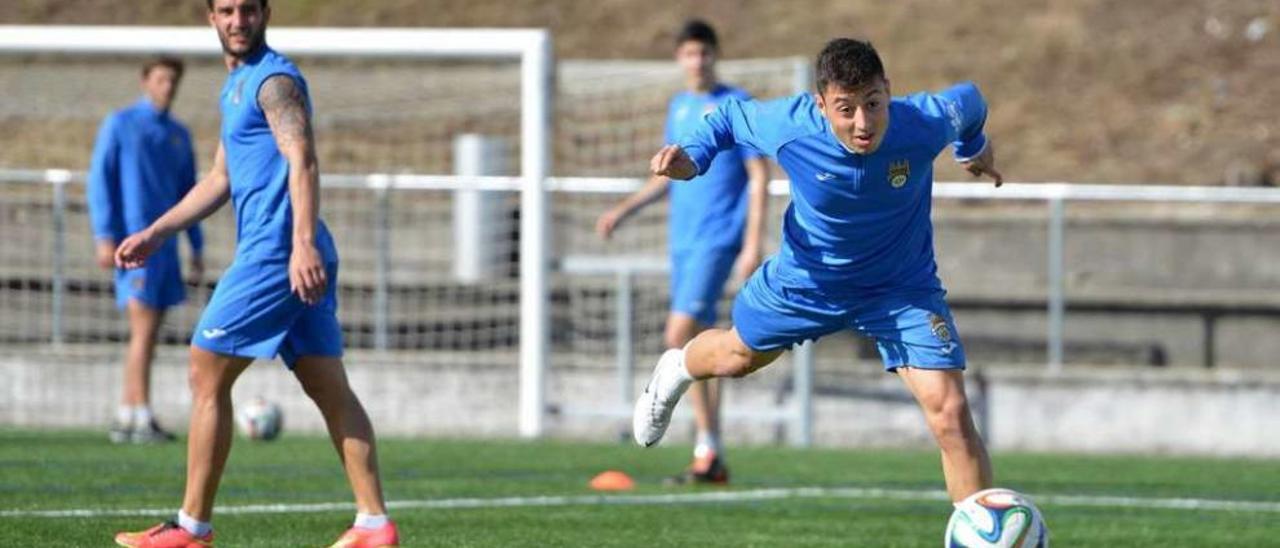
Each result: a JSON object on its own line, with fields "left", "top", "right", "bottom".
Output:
{"left": 123, "top": 300, "right": 164, "bottom": 408}
{"left": 686, "top": 327, "right": 782, "bottom": 379}
{"left": 635, "top": 327, "right": 780, "bottom": 446}
{"left": 113, "top": 300, "right": 173, "bottom": 443}
{"left": 293, "top": 356, "right": 387, "bottom": 515}
{"left": 181, "top": 347, "right": 253, "bottom": 521}
{"left": 897, "top": 367, "right": 993, "bottom": 501}
{"left": 665, "top": 313, "right": 728, "bottom": 483}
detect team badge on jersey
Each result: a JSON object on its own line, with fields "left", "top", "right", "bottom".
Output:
{"left": 929, "top": 313, "right": 957, "bottom": 354}
{"left": 889, "top": 159, "right": 910, "bottom": 188}
{"left": 929, "top": 313, "right": 951, "bottom": 343}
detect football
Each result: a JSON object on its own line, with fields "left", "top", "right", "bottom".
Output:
{"left": 235, "top": 398, "right": 283, "bottom": 441}
{"left": 945, "top": 488, "right": 1048, "bottom": 547}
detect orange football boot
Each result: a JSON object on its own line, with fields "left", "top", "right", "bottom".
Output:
{"left": 115, "top": 521, "right": 213, "bottom": 548}
{"left": 327, "top": 520, "right": 399, "bottom": 548}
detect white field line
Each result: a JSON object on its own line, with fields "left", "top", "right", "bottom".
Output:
{"left": 3, "top": 486, "right": 1279, "bottom": 519}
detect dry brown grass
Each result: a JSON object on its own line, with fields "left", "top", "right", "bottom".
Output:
{"left": 3, "top": 0, "right": 1278, "bottom": 184}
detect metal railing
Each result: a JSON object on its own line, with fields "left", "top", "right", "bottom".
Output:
{"left": 7, "top": 167, "right": 1280, "bottom": 444}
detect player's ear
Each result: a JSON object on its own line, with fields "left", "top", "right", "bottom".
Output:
{"left": 813, "top": 91, "right": 826, "bottom": 112}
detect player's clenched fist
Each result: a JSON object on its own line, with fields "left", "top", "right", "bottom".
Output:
{"left": 650, "top": 145, "right": 697, "bottom": 180}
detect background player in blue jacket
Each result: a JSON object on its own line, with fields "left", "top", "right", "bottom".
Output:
{"left": 597, "top": 20, "right": 769, "bottom": 484}
{"left": 113, "top": 1, "right": 396, "bottom": 546}
{"left": 88, "top": 56, "right": 204, "bottom": 445}
{"left": 634, "top": 38, "right": 1006, "bottom": 504}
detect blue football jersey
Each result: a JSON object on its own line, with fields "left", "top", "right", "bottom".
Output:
{"left": 665, "top": 84, "right": 762, "bottom": 253}
{"left": 88, "top": 97, "right": 203, "bottom": 255}
{"left": 219, "top": 46, "right": 336, "bottom": 263}
{"left": 677, "top": 82, "right": 989, "bottom": 295}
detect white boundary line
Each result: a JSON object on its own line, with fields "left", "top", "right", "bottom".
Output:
{"left": 3, "top": 486, "right": 1279, "bottom": 519}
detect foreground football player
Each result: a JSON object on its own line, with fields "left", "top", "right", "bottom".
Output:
{"left": 635, "top": 38, "right": 1004, "bottom": 504}
{"left": 113, "top": 1, "right": 396, "bottom": 546}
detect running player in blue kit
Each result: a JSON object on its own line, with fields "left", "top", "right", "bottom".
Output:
{"left": 88, "top": 56, "right": 204, "bottom": 444}
{"left": 597, "top": 20, "right": 769, "bottom": 485}
{"left": 113, "top": 1, "right": 396, "bottom": 547}
{"left": 634, "top": 38, "right": 1005, "bottom": 503}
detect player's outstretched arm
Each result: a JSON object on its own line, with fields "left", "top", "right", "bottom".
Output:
{"left": 960, "top": 138, "right": 1004, "bottom": 187}
{"left": 115, "top": 144, "right": 230, "bottom": 269}
{"left": 596, "top": 174, "right": 671, "bottom": 240}
{"left": 259, "top": 74, "right": 326, "bottom": 305}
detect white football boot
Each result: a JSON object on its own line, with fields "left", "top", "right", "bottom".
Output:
{"left": 633, "top": 348, "right": 695, "bottom": 447}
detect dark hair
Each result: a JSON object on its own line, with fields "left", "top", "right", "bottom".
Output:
{"left": 815, "top": 38, "right": 885, "bottom": 94}
{"left": 206, "top": 0, "right": 269, "bottom": 10}
{"left": 141, "top": 56, "right": 184, "bottom": 80}
{"left": 675, "top": 19, "right": 718, "bottom": 51}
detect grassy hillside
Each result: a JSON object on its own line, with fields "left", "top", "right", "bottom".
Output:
{"left": 3, "top": 0, "right": 1278, "bottom": 184}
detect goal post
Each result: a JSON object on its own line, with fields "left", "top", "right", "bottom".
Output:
{"left": 0, "top": 25, "right": 554, "bottom": 438}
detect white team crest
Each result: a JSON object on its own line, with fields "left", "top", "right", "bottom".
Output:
{"left": 202, "top": 328, "right": 228, "bottom": 339}
{"left": 816, "top": 172, "right": 837, "bottom": 182}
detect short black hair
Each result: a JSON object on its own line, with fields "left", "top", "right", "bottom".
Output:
{"left": 675, "top": 19, "right": 718, "bottom": 51}
{"left": 206, "top": 0, "right": 269, "bottom": 10}
{"left": 141, "top": 56, "right": 184, "bottom": 80}
{"left": 815, "top": 38, "right": 885, "bottom": 94}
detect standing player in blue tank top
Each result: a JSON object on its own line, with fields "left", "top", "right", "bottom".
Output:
{"left": 88, "top": 56, "right": 204, "bottom": 445}
{"left": 113, "top": 2, "right": 397, "bottom": 547}
{"left": 634, "top": 38, "right": 1008, "bottom": 505}
{"left": 596, "top": 20, "right": 770, "bottom": 485}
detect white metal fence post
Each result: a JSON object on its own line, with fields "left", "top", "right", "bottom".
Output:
{"left": 48, "top": 169, "right": 70, "bottom": 346}
{"left": 371, "top": 174, "right": 392, "bottom": 351}
{"left": 616, "top": 268, "right": 634, "bottom": 413}
{"left": 453, "top": 135, "right": 510, "bottom": 283}
{"left": 791, "top": 340, "right": 814, "bottom": 447}
{"left": 1047, "top": 196, "right": 1066, "bottom": 372}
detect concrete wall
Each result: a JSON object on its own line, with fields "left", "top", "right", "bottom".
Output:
{"left": 5, "top": 347, "right": 1278, "bottom": 457}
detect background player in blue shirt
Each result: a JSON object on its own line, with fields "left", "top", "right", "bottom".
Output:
{"left": 634, "top": 38, "right": 1007, "bottom": 504}
{"left": 113, "top": 1, "right": 397, "bottom": 546}
{"left": 87, "top": 56, "right": 204, "bottom": 445}
{"left": 596, "top": 20, "right": 769, "bottom": 485}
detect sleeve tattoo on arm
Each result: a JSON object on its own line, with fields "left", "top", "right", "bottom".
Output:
{"left": 258, "top": 75, "right": 315, "bottom": 155}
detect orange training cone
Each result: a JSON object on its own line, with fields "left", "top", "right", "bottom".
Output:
{"left": 589, "top": 470, "right": 635, "bottom": 491}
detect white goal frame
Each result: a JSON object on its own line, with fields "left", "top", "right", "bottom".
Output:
{"left": 0, "top": 25, "right": 554, "bottom": 438}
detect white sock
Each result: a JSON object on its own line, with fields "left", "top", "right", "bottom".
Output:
{"left": 116, "top": 405, "right": 134, "bottom": 426}
{"left": 177, "top": 509, "right": 212, "bottom": 537}
{"left": 353, "top": 512, "right": 389, "bottom": 530}
{"left": 132, "top": 406, "right": 153, "bottom": 427}
{"left": 671, "top": 345, "right": 695, "bottom": 383}
{"left": 694, "top": 432, "right": 721, "bottom": 457}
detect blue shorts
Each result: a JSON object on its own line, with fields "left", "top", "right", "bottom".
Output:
{"left": 114, "top": 250, "right": 185, "bottom": 310}
{"left": 192, "top": 259, "right": 343, "bottom": 368}
{"left": 732, "top": 258, "right": 965, "bottom": 371}
{"left": 670, "top": 246, "right": 739, "bottom": 326}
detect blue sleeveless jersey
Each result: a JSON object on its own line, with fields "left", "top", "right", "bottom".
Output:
{"left": 219, "top": 46, "right": 336, "bottom": 263}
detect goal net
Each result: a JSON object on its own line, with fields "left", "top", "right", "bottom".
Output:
{"left": 0, "top": 26, "right": 819, "bottom": 438}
